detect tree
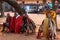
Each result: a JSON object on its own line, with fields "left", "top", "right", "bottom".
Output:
{"left": 1, "top": 0, "right": 24, "bottom": 16}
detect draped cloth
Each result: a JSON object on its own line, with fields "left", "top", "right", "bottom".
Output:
{"left": 15, "top": 15, "right": 23, "bottom": 33}
{"left": 10, "top": 15, "right": 23, "bottom": 33}
{"left": 42, "top": 18, "right": 50, "bottom": 40}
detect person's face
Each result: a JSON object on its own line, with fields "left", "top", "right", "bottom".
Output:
{"left": 47, "top": 13, "right": 51, "bottom": 18}
{"left": 7, "top": 14, "right": 10, "bottom": 17}
{"left": 14, "top": 13, "right": 16, "bottom": 17}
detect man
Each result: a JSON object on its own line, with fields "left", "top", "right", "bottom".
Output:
{"left": 10, "top": 12, "right": 23, "bottom": 33}
{"left": 21, "top": 14, "right": 28, "bottom": 33}
{"left": 15, "top": 12, "right": 23, "bottom": 33}
{"left": 2, "top": 13, "right": 11, "bottom": 32}
{"left": 10, "top": 13, "right": 16, "bottom": 32}
{"left": 37, "top": 5, "right": 57, "bottom": 40}
{"left": 43, "top": 5, "right": 57, "bottom": 40}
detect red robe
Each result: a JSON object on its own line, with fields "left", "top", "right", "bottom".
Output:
{"left": 15, "top": 15, "right": 23, "bottom": 33}
{"left": 10, "top": 17, "right": 16, "bottom": 32}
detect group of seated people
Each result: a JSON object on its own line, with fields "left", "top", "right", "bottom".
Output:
{"left": 2, "top": 12, "right": 36, "bottom": 35}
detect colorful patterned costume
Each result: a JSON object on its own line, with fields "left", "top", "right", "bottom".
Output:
{"left": 42, "top": 10, "right": 56, "bottom": 40}
{"left": 42, "top": 18, "right": 50, "bottom": 40}
{"left": 37, "top": 10, "right": 56, "bottom": 40}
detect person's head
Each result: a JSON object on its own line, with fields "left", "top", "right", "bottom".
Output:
{"left": 46, "top": 13, "right": 51, "bottom": 19}
{"left": 48, "top": 2, "right": 50, "bottom": 4}
{"left": 14, "top": 12, "right": 18, "bottom": 17}
{"left": 7, "top": 13, "right": 10, "bottom": 17}
{"left": 44, "top": 4, "right": 51, "bottom": 12}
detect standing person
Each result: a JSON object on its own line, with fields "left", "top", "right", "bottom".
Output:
{"left": 37, "top": 5, "right": 57, "bottom": 40}
{"left": 44, "top": 5, "right": 57, "bottom": 39}
{"left": 2, "top": 13, "right": 11, "bottom": 32}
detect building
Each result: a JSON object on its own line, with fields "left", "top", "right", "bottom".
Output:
{"left": 17, "top": 0, "right": 52, "bottom": 4}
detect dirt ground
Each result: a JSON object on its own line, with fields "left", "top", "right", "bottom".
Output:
{"left": 0, "top": 14, "right": 60, "bottom": 40}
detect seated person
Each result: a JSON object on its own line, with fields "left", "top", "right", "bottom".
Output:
{"left": 10, "top": 12, "right": 23, "bottom": 33}
{"left": 2, "top": 13, "right": 11, "bottom": 32}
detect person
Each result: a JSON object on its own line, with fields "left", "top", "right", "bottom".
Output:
{"left": 43, "top": 5, "right": 57, "bottom": 40}
{"left": 21, "top": 13, "right": 36, "bottom": 35}
{"left": 21, "top": 13, "right": 31, "bottom": 35}
{"left": 14, "top": 12, "right": 23, "bottom": 33}
{"left": 10, "top": 12, "right": 23, "bottom": 33}
{"left": 37, "top": 5, "right": 57, "bottom": 40}
{"left": 56, "top": 4, "right": 60, "bottom": 14}
{"left": 47, "top": 2, "right": 53, "bottom": 10}
{"left": 21, "top": 14, "right": 28, "bottom": 33}
{"left": 2, "top": 13, "right": 11, "bottom": 32}
{"left": 10, "top": 12, "right": 16, "bottom": 33}
{"left": 37, "top": 21, "right": 44, "bottom": 39}
{"left": 44, "top": 4, "right": 57, "bottom": 36}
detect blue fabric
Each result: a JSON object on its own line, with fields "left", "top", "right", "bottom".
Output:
{"left": 44, "top": 4, "right": 49, "bottom": 9}
{"left": 48, "top": 3, "right": 52, "bottom": 9}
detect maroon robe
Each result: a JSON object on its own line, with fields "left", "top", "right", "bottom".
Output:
{"left": 15, "top": 15, "right": 23, "bottom": 33}
{"left": 10, "top": 17, "right": 16, "bottom": 32}
{"left": 10, "top": 15, "right": 23, "bottom": 33}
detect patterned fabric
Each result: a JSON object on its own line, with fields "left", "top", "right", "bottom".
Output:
{"left": 44, "top": 10, "right": 56, "bottom": 20}
{"left": 42, "top": 18, "right": 50, "bottom": 40}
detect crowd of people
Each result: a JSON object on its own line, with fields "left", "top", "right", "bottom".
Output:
{"left": 1, "top": 12, "right": 36, "bottom": 35}
{"left": 0, "top": 2, "right": 59, "bottom": 40}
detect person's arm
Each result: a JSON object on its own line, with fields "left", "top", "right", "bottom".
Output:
{"left": 52, "top": 11, "right": 56, "bottom": 19}
{"left": 52, "top": 19, "right": 56, "bottom": 26}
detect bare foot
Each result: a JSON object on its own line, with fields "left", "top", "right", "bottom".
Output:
{"left": 55, "top": 35, "right": 60, "bottom": 39}
{"left": 0, "top": 32, "right": 3, "bottom": 36}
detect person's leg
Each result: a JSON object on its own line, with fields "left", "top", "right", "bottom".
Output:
{"left": 21, "top": 23, "right": 26, "bottom": 33}
{"left": 25, "top": 25, "right": 30, "bottom": 35}
{"left": 37, "top": 29, "right": 42, "bottom": 39}
{"left": 2, "top": 23, "right": 6, "bottom": 32}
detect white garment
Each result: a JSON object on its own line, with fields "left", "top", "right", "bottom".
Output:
{"left": 16, "top": 14, "right": 20, "bottom": 19}
{"left": 39, "top": 6, "right": 43, "bottom": 9}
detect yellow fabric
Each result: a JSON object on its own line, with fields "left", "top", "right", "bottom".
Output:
{"left": 42, "top": 18, "right": 56, "bottom": 40}
{"left": 42, "top": 10, "right": 56, "bottom": 40}
{"left": 44, "top": 10, "right": 56, "bottom": 26}
{"left": 44, "top": 10, "right": 56, "bottom": 19}
{"left": 50, "top": 10, "right": 56, "bottom": 19}
{"left": 42, "top": 18, "right": 50, "bottom": 40}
